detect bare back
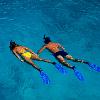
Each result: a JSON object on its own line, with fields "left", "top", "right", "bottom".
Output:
{"left": 13, "top": 46, "right": 39, "bottom": 60}
{"left": 46, "top": 42, "right": 60, "bottom": 53}
{"left": 13, "top": 46, "right": 26, "bottom": 54}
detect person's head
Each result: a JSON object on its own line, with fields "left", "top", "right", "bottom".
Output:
{"left": 9, "top": 40, "right": 19, "bottom": 50}
{"left": 43, "top": 35, "right": 51, "bottom": 44}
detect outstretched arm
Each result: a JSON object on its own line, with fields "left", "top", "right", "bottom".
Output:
{"left": 37, "top": 45, "right": 46, "bottom": 55}
{"left": 13, "top": 50, "right": 24, "bottom": 62}
{"left": 58, "top": 43, "right": 66, "bottom": 51}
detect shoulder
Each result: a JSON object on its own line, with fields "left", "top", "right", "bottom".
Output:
{"left": 20, "top": 46, "right": 27, "bottom": 49}
{"left": 12, "top": 48, "right": 16, "bottom": 53}
{"left": 22, "top": 46, "right": 27, "bottom": 48}
{"left": 51, "top": 42, "right": 59, "bottom": 44}
{"left": 54, "top": 42, "right": 60, "bottom": 46}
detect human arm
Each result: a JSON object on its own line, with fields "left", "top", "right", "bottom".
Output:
{"left": 37, "top": 45, "right": 46, "bottom": 55}
{"left": 12, "top": 50, "right": 24, "bottom": 62}
{"left": 58, "top": 43, "right": 66, "bottom": 51}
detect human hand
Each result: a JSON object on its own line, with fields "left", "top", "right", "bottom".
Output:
{"left": 21, "top": 59, "right": 24, "bottom": 62}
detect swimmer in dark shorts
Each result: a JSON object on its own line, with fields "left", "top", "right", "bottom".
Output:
{"left": 37, "top": 35, "right": 88, "bottom": 70}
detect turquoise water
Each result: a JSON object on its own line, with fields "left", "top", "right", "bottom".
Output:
{"left": 0, "top": 0, "right": 100, "bottom": 100}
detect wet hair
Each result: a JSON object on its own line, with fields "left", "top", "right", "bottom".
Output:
{"left": 43, "top": 35, "right": 51, "bottom": 44}
{"left": 9, "top": 40, "right": 19, "bottom": 50}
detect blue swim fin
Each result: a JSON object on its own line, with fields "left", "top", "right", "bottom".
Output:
{"left": 74, "top": 68, "right": 84, "bottom": 81}
{"left": 40, "top": 71, "right": 50, "bottom": 84}
{"left": 54, "top": 63, "right": 68, "bottom": 74}
{"left": 87, "top": 62, "right": 100, "bottom": 72}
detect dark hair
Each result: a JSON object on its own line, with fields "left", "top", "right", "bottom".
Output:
{"left": 43, "top": 35, "right": 51, "bottom": 44}
{"left": 9, "top": 40, "right": 19, "bottom": 50}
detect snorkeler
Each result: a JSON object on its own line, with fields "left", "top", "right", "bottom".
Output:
{"left": 37, "top": 35, "right": 88, "bottom": 70}
{"left": 37, "top": 35, "right": 100, "bottom": 81}
{"left": 9, "top": 40, "right": 56, "bottom": 84}
{"left": 9, "top": 40, "right": 55, "bottom": 72}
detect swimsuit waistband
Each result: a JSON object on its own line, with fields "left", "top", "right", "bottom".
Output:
{"left": 53, "top": 50, "right": 68, "bottom": 57}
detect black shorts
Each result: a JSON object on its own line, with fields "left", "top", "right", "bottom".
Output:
{"left": 53, "top": 50, "right": 68, "bottom": 58}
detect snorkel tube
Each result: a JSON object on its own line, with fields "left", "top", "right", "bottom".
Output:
{"left": 43, "top": 35, "right": 51, "bottom": 44}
